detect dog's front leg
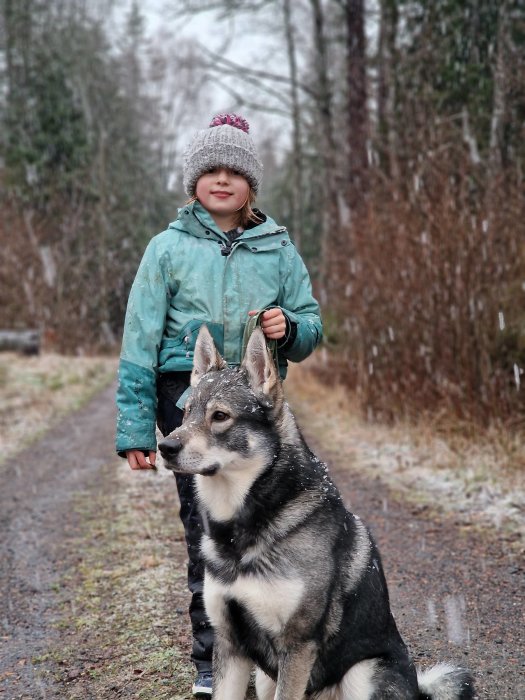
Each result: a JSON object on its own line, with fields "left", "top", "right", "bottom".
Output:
{"left": 212, "top": 631, "right": 252, "bottom": 700}
{"left": 275, "top": 642, "right": 316, "bottom": 700}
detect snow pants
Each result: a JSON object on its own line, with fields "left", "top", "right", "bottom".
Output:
{"left": 156, "top": 372, "right": 213, "bottom": 674}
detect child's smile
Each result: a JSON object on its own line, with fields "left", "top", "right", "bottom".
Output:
{"left": 196, "top": 168, "right": 250, "bottom": 229}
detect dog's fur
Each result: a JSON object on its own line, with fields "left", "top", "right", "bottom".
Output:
{"left": 158, "top": 326, "right": 475, "bottom": 700}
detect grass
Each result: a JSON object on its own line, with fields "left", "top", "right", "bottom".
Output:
{"left": 0, "top": 350, "right": 199, "bottom": 696}
{"left": 6, "top": 348, "right": 521, "bottom": 696}
{"left": 284, "top": 360, "right": 524, "bottom": 547}
{"left": 0, "top": 352, "right": 118, "bottom": 467}
{"left": 34, "top": 464, "right": 196, "bottom": 698}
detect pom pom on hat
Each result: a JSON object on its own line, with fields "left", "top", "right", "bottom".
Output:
{"left": 209, "top": 113, "right": 250, "bottom": 133}
{"left": 183, "top": 114, "right": 263, "bottom": 196}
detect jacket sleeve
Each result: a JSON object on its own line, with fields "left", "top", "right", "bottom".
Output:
{"left": 115, "top": 237, "right": 173, "bottom": 456}
{"left": 278, "top": 245, "right": 323, "bottom": 363}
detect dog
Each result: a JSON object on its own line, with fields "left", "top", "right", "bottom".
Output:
{"left": 158, "top": 325, "right": 474, "bottom": 700}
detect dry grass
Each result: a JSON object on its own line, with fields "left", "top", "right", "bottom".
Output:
{"left": 38, "top": 464, "right": 197, "bottom": 699}
{"left": 0, "top": 352, "right": 118, "bottom": 465}
{"left": 2, "top": 349, "right": 521, "bottom": 695}
{"left": 0, "top": 351, "right": 246, "bottom": 698}
{"left": 285, "top": 358, "right": 524, "bottom": 543}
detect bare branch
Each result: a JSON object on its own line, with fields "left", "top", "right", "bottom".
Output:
{"left": 198, "top": 56, "right": 294, "bottom": 108}
{"left": 210, "top": 75, "right": 292, "bottom": 117}
{"left": 171, "top": 0, "right": 275, "bottom": 19}
{"left": 198, "top": 43, "right": 319, "bottom": 100}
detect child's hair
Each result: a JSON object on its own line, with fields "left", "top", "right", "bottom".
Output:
{"left": 187, "top": 187, "right": 263, "bottom": 229}
{"left": 238, "top": 189, "right": 264, "bottom": 228}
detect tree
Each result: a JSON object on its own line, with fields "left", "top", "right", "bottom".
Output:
{"left": 308, "top": 0, "right": 341, "bottom": 301}
{"left": 377, "top": 0, "right": 399, "bottom": 178}
{"left": 343, "top": 0, "right": 369, "bottom": 213}
{"left": 0, "top": 1, "right": 172, "bottom": 350}
{"left": 282, "top": 0, "right": 305, "bottom": 248}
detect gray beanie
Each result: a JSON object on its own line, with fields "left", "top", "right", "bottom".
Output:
{"left": 183, "top": 114, "right": 263, "bottom": 196}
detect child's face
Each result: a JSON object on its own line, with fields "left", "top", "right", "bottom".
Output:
{"left": 196, "top": 168, "right": 250, "bottom": 222}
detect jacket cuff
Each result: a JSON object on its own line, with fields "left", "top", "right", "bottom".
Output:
{"left": 117, "top": 448, "right": 151, "bottom": 459}
{"left": 277, "top": 313, "right": 298, "bottom": 352}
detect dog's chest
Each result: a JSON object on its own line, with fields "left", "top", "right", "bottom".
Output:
{"left": 204, "top": 571, "right": 305, "bottom": 635}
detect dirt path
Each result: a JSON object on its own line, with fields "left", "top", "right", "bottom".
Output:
{"left": 0, "top": 377, "right": 523, "bottom": 699}
{"left": 0, "top": 382, "right": 121, "bottom": 697}
{"left": 316, "top": 448, "right": 524, "bottom": 700}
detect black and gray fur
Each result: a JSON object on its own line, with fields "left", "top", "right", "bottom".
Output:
{"left": 158, "top": 326, "right": 475, "bottom": 700}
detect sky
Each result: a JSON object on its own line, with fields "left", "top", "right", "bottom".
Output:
{"left": 111, "top": 0, "right": 290, "bottom": 140}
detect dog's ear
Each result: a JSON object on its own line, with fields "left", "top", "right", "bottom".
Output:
{"left": 242, "top": 327, "right": 282, "bottom": 407}
{"left": 191, "top": 325, "right": 227, "bottom": 387}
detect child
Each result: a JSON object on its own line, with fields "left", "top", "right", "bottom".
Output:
{"left": 115, "top": 113, "right": 322, "bottom": 697}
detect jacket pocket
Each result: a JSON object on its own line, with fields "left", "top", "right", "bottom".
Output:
{"left": 158, "top": 320, "right": 224, "bottom": 368}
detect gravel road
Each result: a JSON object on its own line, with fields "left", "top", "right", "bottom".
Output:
{"left": 330, "top": 452, "right": 524, "bottom": 699}
{"left": 0, "top": 383, "right": 119, "bottom": 698}
{"left": 0, "top": 381, "right": 523, "bottom": 699}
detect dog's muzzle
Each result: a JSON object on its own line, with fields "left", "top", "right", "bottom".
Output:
{"left": 158, "top": 436, "right": 183, "bottom": 463}
{"left": 158, "top": 437, "right": 220, "bottom": 476}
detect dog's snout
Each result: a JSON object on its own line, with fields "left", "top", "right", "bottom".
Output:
{"left": 158, "top": 437, "right": 183, "bottom": 458}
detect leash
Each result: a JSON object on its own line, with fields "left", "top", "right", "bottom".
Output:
{"left": 241, "top": 310, "right": 279, "bottom": 367}
{"left": 176, "top": 312, "right": 278, "bottom": 411}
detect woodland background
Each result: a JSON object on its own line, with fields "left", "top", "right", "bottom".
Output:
{"left": 0, "top": 0, "right": 524, "bottom": 428}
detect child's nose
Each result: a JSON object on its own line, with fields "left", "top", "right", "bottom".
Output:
{"left": 215, "top": 169, "right": 230, "bottom": 182}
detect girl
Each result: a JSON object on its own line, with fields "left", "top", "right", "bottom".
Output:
{"left": 115, "top": 113, "right": 322, "bottom": 697}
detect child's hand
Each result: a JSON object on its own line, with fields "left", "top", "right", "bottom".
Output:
{"left": 249, "top": 308, "right": 286, "bottom": 340}
{"left": 126, "top": 449, "right": 157, "bottom": 470}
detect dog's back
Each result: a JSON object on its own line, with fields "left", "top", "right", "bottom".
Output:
{"left": 159, "top": 326, "right": 474, "bottom": 700}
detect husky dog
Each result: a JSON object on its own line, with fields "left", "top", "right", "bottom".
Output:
{"left": 158, "top": 326, "right": 474, "bottom": 700}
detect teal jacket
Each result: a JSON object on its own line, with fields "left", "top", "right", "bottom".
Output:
{"left": 115, "top": 201, "right": 322, "bottom": 455}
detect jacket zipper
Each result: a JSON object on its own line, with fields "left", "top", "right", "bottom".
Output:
{"left": 220, "top": 229, "right": 285, "bottom": 359}
{"left": 239, "top": 227, "right": 286, "bottom": 243}
{"left": 221, "top": 227, "right": 287, "bottom": 256}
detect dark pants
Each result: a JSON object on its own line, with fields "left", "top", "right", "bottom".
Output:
{"left": 157, "top": 372, "right": 213, "bottom": 673}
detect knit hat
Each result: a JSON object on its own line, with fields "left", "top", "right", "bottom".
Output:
{"left": 183, "top": 114, "right": 263, "bottom": 196}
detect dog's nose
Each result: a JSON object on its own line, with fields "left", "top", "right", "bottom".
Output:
{"left": 158, "top": 437, "right": 183, "bottom": 458}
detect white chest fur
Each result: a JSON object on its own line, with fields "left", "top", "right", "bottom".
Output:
{"left": 195, "top": 450, "right": 268, "bottom": 522}
{"left": 204, "top": 572, "right": 305, "bottom": 635}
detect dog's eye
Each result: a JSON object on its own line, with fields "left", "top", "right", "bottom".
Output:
{"left": 212, "top": 411, "right": 229, "bottom": 422}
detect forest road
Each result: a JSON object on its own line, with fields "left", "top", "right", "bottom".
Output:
{"left": 0, "top": 382, "right": 119, "bottom": 698}
{"left": 0, "top": 381, "right": 523, "bottom": 699}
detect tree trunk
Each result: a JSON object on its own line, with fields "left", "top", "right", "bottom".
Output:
{"left": 342, "top": 0, "right": 369, "bottom": 392}
{"left": 3, "top": 0, "right": 33, "bottom": 121}
{"left": 0, "top": 330, "right": 40, "bottom": 355}
{"left": 309, "top": 0, "right": 341, "bottom": 303}
{"left": 345, "top": 0, "right": 369, "bottom": 216}
{"left": 377, "top": 0, "right": 399, "bottom": 179}
{"left": 488, "top": 0, "right": 509, "bottom": 176}
{"left": 282, "top": 0, "right": 304, "bottom": 250}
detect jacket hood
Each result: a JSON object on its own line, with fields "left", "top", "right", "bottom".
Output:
{"left": 168, "top": 200, "right": 285, "bottom": 241}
